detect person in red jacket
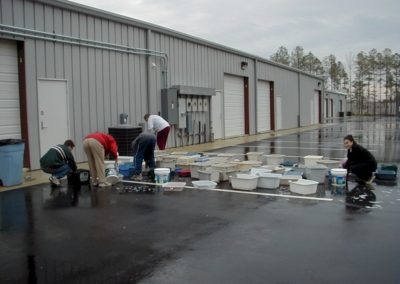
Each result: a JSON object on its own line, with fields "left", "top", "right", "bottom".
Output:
{"left": 83, "top": 132, "right": 118, "bottom": 187}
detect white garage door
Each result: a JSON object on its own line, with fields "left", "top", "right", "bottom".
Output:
{"left": 0, "top": 39, "right": 20, "bottom": 139}
{"left": 257, "top": 80, "right": 271, "bottom": 133}
{"left": 224, "top": 75, "right": 244, "bottom": 137}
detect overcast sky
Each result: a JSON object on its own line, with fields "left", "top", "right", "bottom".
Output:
{"left": 73, "top": 0, "right": 399, "bottom": 63}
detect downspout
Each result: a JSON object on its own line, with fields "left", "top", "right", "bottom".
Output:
{"left": 254, "top": 58, "right": 258, "bottom": 133}
{"left": 298, "top": 72, "right": 301, "bottom": 127}
{"left": 146, "top": 29, "right": 152, "bottom": 115}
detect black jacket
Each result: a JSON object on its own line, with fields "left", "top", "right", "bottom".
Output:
{"left": 345, "top": 143, "right": 377, "bottom": 170}
{"left": 40, "top": 144, "right": 77, "bottom": 171}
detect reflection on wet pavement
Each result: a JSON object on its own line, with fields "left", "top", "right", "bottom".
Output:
{"left": 0, "top": 116, "right": 399, "bottom": 283}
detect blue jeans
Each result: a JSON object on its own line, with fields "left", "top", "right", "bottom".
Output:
{"left": 132, "top": 140, "right": 156, "bottom": 175}
{"left": 43, "top": 163, "right": 72, "bottom": 179}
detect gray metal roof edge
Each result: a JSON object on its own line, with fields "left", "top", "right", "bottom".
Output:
{"left": 38, "top": 0, "right": 323, "bottom": 81}
{"left": 325, "top": 90, "right": 348, "bottom": 96}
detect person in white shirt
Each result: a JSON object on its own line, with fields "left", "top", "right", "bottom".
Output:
{"left": 144, "top": 114, "right": 170, "bottom": 150}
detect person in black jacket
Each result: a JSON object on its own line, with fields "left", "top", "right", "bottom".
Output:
{"left": 343, "top": 135, "right": 377, "bottom": 183}
{"left": 40, "top": 140, "right": 77, "bottom": 186}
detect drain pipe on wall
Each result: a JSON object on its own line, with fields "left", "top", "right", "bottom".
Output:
{"left": 0, "top": 23, "right": 169, "bottom": 111}
{"left": 254, "top": 58, "right": 258, "bottom": 133}
{"left": 298, "top": 72, "right": 301, "bottom": 127}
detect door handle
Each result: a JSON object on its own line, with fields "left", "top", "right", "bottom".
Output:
{"left": 41, "top": 121, "right": 48, "bottom": 129}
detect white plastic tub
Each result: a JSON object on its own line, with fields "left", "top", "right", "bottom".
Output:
{"left": 280, "top": 175, "right": 302, "bottom": 186}
{"left": 190, "top": 162, "right": 211, "bottom": 179}
{"left": 289, "top": 179, "right": 319, "bottom": 195}
{"left": 304, "top": 155, "right": 324, "bottom": 166}
{"left": 316, "top": 159, "right": 341, "bottom": 170}
{"left": 198, "top": 170, "right": 220, "bottom": 182}
{"left": 230, "top": 174, "right": 258, "bottom": 191}
{"left": 246, "top": 152, "right": 264, "bottom": 161}
{"left": 162, "top": 182, "right": 186, "bottom": 191}
{"left": 118, "top": 156, "right": 133, "bottom": 164}
{"left": 250, "top": 167, "right": 273, "bottom": 176}
{"left": 192, "top": 180, "right": 217, "bottom": 189}
{"left": 212, "top": 163, "right": 238, "bottom": 172}
{"left": 262, "top": 154, "right": 286, "bottom": 165}
{"left": 304, "top": 164, "right": 328, "bottom": 183}
{"left": 231, "top": 161, "right": 262, "bottom": 171}
{"left": 257, "top": 173, "right": 282, "bottom": 189}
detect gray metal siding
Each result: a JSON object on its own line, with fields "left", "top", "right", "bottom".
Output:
{"left": 1, "top": 0, "right": 324, "bottom": 168}
{"left": 299, "top": 75, "right": 322, "bottom": 126}
{"left": 257, "top": 62, "right": 300, "bottom": 129}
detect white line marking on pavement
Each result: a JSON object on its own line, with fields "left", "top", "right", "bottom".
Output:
{"left": 122, "top": 180, "right": 333, "bottom": 201}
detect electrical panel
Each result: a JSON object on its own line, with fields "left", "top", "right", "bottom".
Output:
{"left": 161, "top": 88, "right": 178, "bottom": 124}
{"left": 198, "top": 98, "right": 203, "bottom": 112}
{"left": 191, "top": 97, "right": 198, "bottom": 112}
{"left": 178, "top": 97, "right": 187, "bottom": 128}
{"left": 203, "top": 98, "right": 209, "bottom": 112}
{"left": 186, "top": 97, "right": 192, "bottom": 112}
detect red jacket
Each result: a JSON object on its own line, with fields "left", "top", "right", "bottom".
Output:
{"left": 85, "top": 132, "right": 118, "bottom": 159}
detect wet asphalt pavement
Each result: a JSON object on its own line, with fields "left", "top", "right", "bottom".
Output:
{"left": 1, "top": 116, "right": 399, "bottom": 283}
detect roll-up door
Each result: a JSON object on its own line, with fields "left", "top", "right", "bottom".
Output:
{"left": 0, "top": 39, "right": 20, "bottom": 139}
{"left": 223, "top": 75, "right": 244, "bottom": 137}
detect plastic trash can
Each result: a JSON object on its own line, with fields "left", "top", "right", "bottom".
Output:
{"left": 0, "top": 139, "right": 25, "bottom": 186}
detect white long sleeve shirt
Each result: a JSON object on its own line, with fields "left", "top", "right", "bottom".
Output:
{"left": 147, "top": 115, "right": 170, "bottom": 132}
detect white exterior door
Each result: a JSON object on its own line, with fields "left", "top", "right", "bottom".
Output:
{"left": 38, "top": 79, "right": 69, "bottom": 156}
{"left": 211, "top": 90, "right": 223, "bottom": 139}
{"left": 275, "top": 96, "right": 282, "bottom": 130}
{"left": 0, "top": 39, "right": 20, "bottom": 139}
{"left": 257, "top": 81, "right": 271, "bottom": 133}
{"left": 224, "top": 75, "right": 244, "bottom": 137}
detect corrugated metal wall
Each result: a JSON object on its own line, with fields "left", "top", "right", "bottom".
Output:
{"left": 257, "top": 62, "right": 300, "bottom": 129}
{"left": 0, "top": 0, "right": 323, "bottom": 168}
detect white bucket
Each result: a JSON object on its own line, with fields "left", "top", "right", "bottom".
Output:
{"left": 331, "top": 168, "right": 347, "bottom": 186}
{"left": 105, "top": 167, "right": 120, "bottom": 184}
{"left": 154, "top": 168, "right": 171, "bottom": 185}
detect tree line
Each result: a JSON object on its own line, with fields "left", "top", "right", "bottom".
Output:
{"left": 269, "top": 46, "right": 400, "bottom": 115}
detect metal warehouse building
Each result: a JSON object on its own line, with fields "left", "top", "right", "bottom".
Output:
{"left": 0, "top": 0, "right": 328, "bottom": 169}
{"left": 324, "top": 90, "right": 347, "bottom": 118}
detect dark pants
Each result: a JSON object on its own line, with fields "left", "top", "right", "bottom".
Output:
{"left": 157, "top": 126, "right": 170, "bottom": 150}
{"left": 132, "top": 138, "right": 156, "bottom": 175}
{"left": 349, "top": 163, "right": 376, "bottom": 181}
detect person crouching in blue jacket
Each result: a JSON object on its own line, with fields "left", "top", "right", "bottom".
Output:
{"left": 130, "top": 133, "right": 156, "bottom": 181}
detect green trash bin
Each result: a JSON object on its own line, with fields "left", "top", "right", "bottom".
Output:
{"left": 0, "top": 139, "right": 25, "bottom": 186}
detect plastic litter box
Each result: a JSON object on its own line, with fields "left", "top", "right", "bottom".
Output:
{"left": 192, "top": 180, "right": 217, "bottom": 189}
{"left": 246, "top": 152, "right": 264, "bottom": 161}
{"left": 250, "top": 167, "right": 273, "bottom": 176}
{"left": 198, "top": 170, "right": 220, "bottom": 182}
{"left": 304, "top": 164, "right": 328, "bottom": 183}
{"left": 303, "top": 155, "right": 323, "bottom": 166}
{"left": 230, "top": 174, "right": 258, "bottom": 191}
{"left": 280, "top": 175, "right": 302, "bottom": 186}
{"left": 316, "top": 159, "right": 341, "bottom": 170}
{"left": 162, "top": 182, "right": 186, "bottom": 191}
{"left": 289, "top": 179, "right": 319, "bottom": 195}
{"left": 257, "top": 173, "right": 282, "bottom": 189}
{"left": 262, "top": 154, "right": 286, "bottom": 165}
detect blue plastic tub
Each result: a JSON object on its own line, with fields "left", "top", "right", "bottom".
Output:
{"left": 0, "top": 141, "right": 25, "bottom": 186}
{"left": 118, "top": 163, "right": 134, "bottom": 178}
